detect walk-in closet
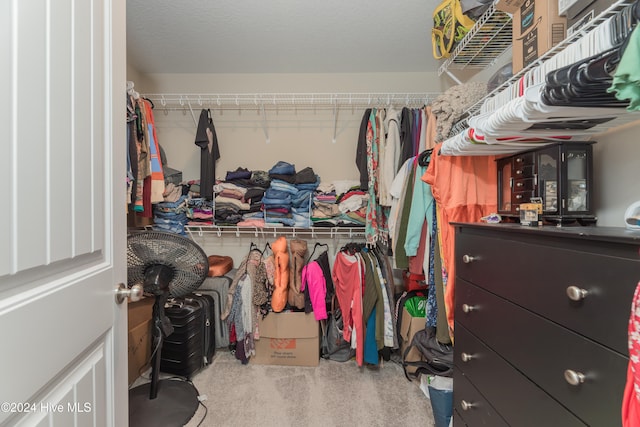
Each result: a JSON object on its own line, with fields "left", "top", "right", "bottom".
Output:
{"left": 4, "top": 1, "right": 640, "bottom": 427}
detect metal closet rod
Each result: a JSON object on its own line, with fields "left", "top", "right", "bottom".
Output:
{"left": 141, "top": 92, "right": 440, "bottom": 110}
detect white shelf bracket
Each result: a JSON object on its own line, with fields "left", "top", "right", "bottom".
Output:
{"left": 332, "top": 101, "right": 338, "bottom": 144}
{"left": 260, "top": 103, "right": 270, "bottom": 144}
{"left": 444, "top": 70, "right": 462, "bottom": 85}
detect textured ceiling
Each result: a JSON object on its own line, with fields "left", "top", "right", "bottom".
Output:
{"left": 126, "top": 0, "right": 442, "bottom": 74}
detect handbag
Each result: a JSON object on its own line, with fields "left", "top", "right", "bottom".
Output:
{"left": 431, "top": 0, "right": 476, "bottom": 59}
{"left": 320, "top": 295, "right": 355, "bottom": 362}
{"left": 402, "top": 326, "right": 454, "bottom": 380}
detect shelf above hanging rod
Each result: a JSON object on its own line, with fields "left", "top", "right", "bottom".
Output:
{"left": 140, "top": 92, "right": 440, "bottom": 111}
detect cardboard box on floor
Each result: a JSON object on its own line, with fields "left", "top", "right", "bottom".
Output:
{"left": 253, "top": 311, "right": 319, "bottom": 367}
{"left": 400, "top": 306, "right": 427, "bottom": 376}
{"left": 512, "top": 0, "right": 567, "bottom": 73}
{"left": 128, "top": 297, "right": 154, "bottom": 385}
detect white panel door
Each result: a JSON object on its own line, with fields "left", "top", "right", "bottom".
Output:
{"left": 0, "top": 0, "right": 127, "bottom": 426}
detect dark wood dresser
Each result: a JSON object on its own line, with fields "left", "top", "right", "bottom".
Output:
{"left": 453, "top": 223, "right": 640, "bottom": 427}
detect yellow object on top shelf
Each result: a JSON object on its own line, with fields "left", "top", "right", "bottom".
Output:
{"left": 437, "top": 2, "right": 513, "bottom": 75}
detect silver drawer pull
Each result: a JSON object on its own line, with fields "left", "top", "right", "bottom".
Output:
{"left": 461, "top": 304, "right": 476, "bottom": 313}
{"left": 566, "top": 286, "right": 589, "bottom": 301}
{"left": 461, "top": 352, "right": 474, "bottom": 362}
{"left": 564, "top": 369, "right": 586, "bottom": 386}
{"left": 462, "top": 254, "right": 476, "bottom": 264}
{"left": 461, "top": 400, "right": 475, "bottom": 411}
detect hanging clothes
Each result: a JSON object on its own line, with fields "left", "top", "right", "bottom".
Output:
{"left": 142, "top": 99, "right": 165, "bottom": 203}
{"left": 271, "top": 236, "right": 289, "bottom": 313}
{"left": 194, "top": 109, "right": 221, "bottom": 200}
{"left": 356, "top": 108, "right": 372, "bottom": 191}
{"left": 332, "top": 250, "right": 365, "bottom": 366}
{"left": 399, "top": 107, "right": 414, "bottom": 169}
{"left": 379, "top": 106, "right": 400, "bottom": 207}
{"left": 422, "top": 142, "right": 498, "bottom": 336}
{"left": 288, "top": 239, "right": 308, "bottom": 309}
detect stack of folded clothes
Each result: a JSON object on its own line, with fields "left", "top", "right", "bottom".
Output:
{"left": 153, "top": 184, "right": 189, "bottom": 235}
{"left": 291, "top": 166, "right": 320, "bottom": 227}
{"left": 186, "top": 196, "right": 214, "bottom": 226}
{"left": 263, "top": 162, "right": 321, "bottom": 228}
{"left": 214, "top": 167, "right": 270, "bottom": 225}
{"left": 263, "top": 161, "right": 297, "bottom": 226}
{"left": 312, "top": 180, "right": 367, "bottom": 227}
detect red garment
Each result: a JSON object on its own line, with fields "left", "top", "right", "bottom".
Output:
{"left": 622, "top": 282, "right": 640, "bottom": 426}
{"left": 422, "top": 143, "right": 497, "bottom": 336}
{"left": 408, "top": 220, "right": 428, "bottom": 276}
{"left": 332, "top": 251, "right": 364, "bottom": 366}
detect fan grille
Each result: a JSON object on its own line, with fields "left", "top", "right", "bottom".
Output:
{"left": 127, "top": 231, "right": 208, "bottom": 297}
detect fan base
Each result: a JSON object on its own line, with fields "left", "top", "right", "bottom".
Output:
{"left": 129, "top": 379, "right": 199, "bottom": 427}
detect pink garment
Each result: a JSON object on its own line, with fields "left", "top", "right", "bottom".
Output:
{"left": 236, "top": 219, "right": 265, "bottom": 228}
{"left": 301, "top": 262, "right": 327, "bottom": 321}
{"left": 332, "top": 251, "right": 364, "bottom": 366}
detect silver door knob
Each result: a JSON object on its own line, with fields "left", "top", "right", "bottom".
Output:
{"left": 566, "top": 286, "right": 588, "bottom": 301}
{"left": 115, "top": 283, "right": 143, "bottom": 304}
{"left": 462, "top": 255, "right": 476, "bottom": 264}
{"left": 462, "top": 304, "right": 476, "bottom": 313}
{"left": 461, "top": 400, "right": 475, "bottom": 411}
{"left": 461, "top": 352, "right": 474, "bottom": 362}
{"left": 564, "top": 369, "right": 586, "bottom": 386}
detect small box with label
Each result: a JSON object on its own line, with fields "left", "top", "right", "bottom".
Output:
{"left": 520, "top": 200, "right": 543, "bottom": 226}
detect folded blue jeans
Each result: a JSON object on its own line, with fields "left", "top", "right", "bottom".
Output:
{"left": 268, "top": 161, "right": 296, "bottom": 175}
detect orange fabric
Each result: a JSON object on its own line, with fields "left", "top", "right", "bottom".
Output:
{"left": 270, "top": 236, "right": 289, "bottom": 313}
{"left": 422, "top": 143, "right": 498, "bottom": 336}
{"left": 207, "top": 255, "right": 233, "bottom": 277}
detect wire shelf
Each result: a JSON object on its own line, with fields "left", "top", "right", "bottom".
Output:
{"left": 443, "top": 0, "right": 638, "bottom": 144}
{"left": 438, "top": 3, "right": 513, "bottom": 75}
{"left": 140, "top": 92, "right": 440, "bottom": 111}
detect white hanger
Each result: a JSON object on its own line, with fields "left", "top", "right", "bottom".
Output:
{"left": 126, "top": 80, "right": 140, "bottom": 99}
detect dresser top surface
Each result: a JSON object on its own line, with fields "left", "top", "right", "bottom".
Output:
{"left": 453, "top": 223, "right": 640, "bottom": 245}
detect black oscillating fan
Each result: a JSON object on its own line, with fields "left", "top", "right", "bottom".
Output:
{"left": 127, "top": 231, "right": 209, "bottom": 427}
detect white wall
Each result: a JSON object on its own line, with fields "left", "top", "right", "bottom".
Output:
{"left": 136, "top": 72, "right": 442, "bottom": 184}
{"left": 593, "top": 121, "right": 640, "bottom": 227}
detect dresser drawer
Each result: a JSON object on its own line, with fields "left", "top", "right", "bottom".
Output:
{"left": 514, "top": 152, "right": 535, "bottom": 166}
{"left": 514, "top": 163, "right": 535, "bottom": 178}
{"left": 456, "top": 279, "right": 627, "bottom": 427}
{"left": 456, "top": 230, "right": 638, "bottom": 354}
{"left": 452, "top": 410, "right": 468, "bottom": 427}
{"left": 454, "top": 370, "right": 509, "bottom": 427}
{"left": 513, "top": 177, "right": 535, "bottom": 192}
{"left": 455, "top": 323, "right": 585, "bottom": 427}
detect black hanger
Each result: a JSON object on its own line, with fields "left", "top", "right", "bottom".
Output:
{"left": 262, "top": 242, "right": 272, "bottom": 255}
{"left": 340, "top": 242, "right": 364, "bottom": 255}
{"left": 418, "top": 149, "right": 433, "bottom": 167}
{"left": 142, "top": 97, "right": 155, "bottom": 109}
{"left": 249, "top": 242, "right": 262, "bottom": 254}
{"left": 305, "top": 242, "right": 329, "bottom": 264}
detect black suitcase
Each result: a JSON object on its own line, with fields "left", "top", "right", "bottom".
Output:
{"left": 160, "top": 293, "right": 215, "bottom": 378}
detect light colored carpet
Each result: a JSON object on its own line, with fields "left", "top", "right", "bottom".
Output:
{"left": 184, "top": 350, "right": 435, "bottom": 427}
